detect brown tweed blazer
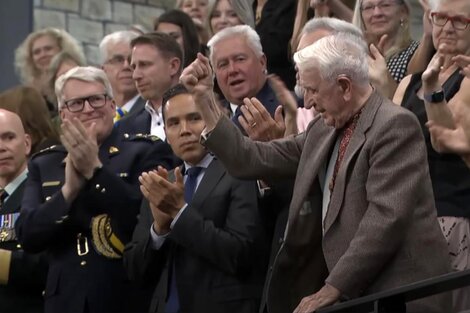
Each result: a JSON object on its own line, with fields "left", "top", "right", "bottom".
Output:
{"left": 204, "top": 90, "right": 451, "bottom": 313}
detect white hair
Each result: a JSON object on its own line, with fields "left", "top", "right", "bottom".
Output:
{"left": 302, "top": 17, "right": 363, "bottom": 39}
{"left": 55, "top": 66, "right": 114, "bottom": 109}
{"left": 99, "top": 30, "right": 139, "bottom": 64}
{"left": 294, "top": 33, "right": 369, "bottom": 86}
{"left": 207, "top": 25, "right": 263, "bottom": 65}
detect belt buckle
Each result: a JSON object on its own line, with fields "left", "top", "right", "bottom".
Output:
{"left": 76, "top": 233, "right": 89, "bottom": 256}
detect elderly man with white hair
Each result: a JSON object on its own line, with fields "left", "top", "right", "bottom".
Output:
{"left": 180, "top": 32, "right": 451, "bottom": 313}
{"left": 16, "top": 66, "right": 174, "bottom": 313}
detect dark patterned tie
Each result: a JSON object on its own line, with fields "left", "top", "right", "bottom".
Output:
{"left": 0, "top": 189, "right": 7, "bottom": 211}
{"left": 329, "top": 111, "right": 362, "bottom": 193}
{"left": 166, "top": 166, "right": 203, "bottom": 313}
{"left": 183, "top": 167, "right": 203, "bottom": 204}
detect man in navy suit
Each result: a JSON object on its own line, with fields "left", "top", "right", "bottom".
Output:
{"left": 0, "top": 109, "right": 47, "bottom": 312}
{"left": 207, "top": 25, "right": 285, "bottom": 139}
{"left": 124, "top": 84, "right": 268, "bottom": 313}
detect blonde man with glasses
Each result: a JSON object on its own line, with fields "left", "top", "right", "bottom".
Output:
{"left": 16, "top": 66, "right": 174, "bottom": 313}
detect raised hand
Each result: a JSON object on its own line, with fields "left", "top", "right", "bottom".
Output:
{"left": 180, "top": 53, "right": 221, "bottom": 132}
{"left": 452, "top": 54, "right": 470, "bottom": 78}
{"left": 60, "top": 118, "right": 102, "bottom": 179}
{"left": 368, "top": 43, "right": 397, "bottom": 99}
{"left": 139, "top": 166, "right": 185, "bottom": 219}
{"left": 422, "top": 52, "right": 444, "bottom": 90}
{"left": 239, "top": 97, "right": 285, "bottom": 142}
{"left": 61, "top": 155, "right": 86, "bottom": 203}
{"left": 180, "top": 53, "right": 214, "bottom": 95}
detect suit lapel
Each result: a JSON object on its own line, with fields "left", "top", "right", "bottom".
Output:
{"left": 190, "top": 159, "right": 225, "bottom": 210}
{"left": 129, "top": 96, "right": 146, "bottom": 115}
{"left": 323, "top": 91, "right": 382, "bottom": 234}
{"left": 2, "top": 180, "right": 26, "bottom": 214}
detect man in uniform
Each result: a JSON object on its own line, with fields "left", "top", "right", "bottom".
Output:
{"left": 0, "top": 109, "right": 47, "bottom": 312}
{"left": 16, "top": 66, "right": 174, "bottom": 313}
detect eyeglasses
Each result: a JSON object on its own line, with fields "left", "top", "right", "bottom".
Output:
{"left": 105, "top": 54, "right": 131, "bottom": 66}
{"left": 430, "top": 12, "right": 470, "bottom": 30}
{"left": 63, "top": 94, "right": 109, "bottom": 112}
{"left": 361, "top": 0, "right": 401, "bottom": 14}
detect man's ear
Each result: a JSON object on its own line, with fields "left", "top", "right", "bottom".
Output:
{"left": 169, "top": 57, "right": 182, "bottom": 77}
{"left": 24, "top": 133, "right": 32, "bottom": 156}
{"left": 337, "top": 75, "right": 352, "bottom": 101}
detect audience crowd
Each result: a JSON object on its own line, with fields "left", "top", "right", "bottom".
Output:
{"left": 1, "top": 0, "right": 469, "bottom": 312}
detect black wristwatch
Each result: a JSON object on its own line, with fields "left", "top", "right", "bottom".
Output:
{"left": 424, "top": 90, "right": 445, "bottom": 103}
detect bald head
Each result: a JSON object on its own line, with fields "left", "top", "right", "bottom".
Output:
{"left": 0, "top": 109, "right": 31, "bottom": 186}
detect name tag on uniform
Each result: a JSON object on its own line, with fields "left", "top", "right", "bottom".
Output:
{"left": 42, "top": 181, "right": 61, "bottom": 187}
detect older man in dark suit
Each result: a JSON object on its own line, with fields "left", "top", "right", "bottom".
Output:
{"left": 0, "top": 109, "right": 47, "bottom": 312}
{"left": 124, "top": 84, "right": 267, "bottom": 313}
{"left": 16, "top": 66, "right": 174, "bottom": 313}
{"left": 180, "top": 33, "right": 452, "bottom": 313}
{"left": 207, "top": 25, "right": 290, "bottom": 140}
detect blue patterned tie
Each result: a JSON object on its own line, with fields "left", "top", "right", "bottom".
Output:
{"left": 165, "top": 166, "right": 202, "bottom": 313}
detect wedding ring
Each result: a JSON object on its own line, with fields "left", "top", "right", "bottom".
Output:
{"left": 251, "top": 122, "right": 257, "bottom": 128}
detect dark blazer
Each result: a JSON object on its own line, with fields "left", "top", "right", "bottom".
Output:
{"left": 16, "top": 128, "right": 174, "bottom": 313}
{"left": 1, "top": 179, "right": 47, "bottom": 313}
{"left": 128, "top": 96, "right": 146, "bottom": 116}
{"left": 124, "top": 158, "right": 268, "bottom": 313}
{"left": 205, "top": 91, "right": 452, "bottom": 313}
{"left": 118, "top": 99, "right": 152, "bottom": 136}
{"left": 225, "top": 81, "right": 280, "bottom": 134}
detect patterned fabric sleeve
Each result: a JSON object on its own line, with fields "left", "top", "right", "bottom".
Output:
{"left": 387, "top": 40, "right": 420, "bottom": 83}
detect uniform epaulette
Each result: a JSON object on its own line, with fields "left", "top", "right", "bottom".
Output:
{"left": 31, "top": 145, "right": 66, "bottom": 159}
{"left": 122, "top": 133, "right": 162, "bottom": 142}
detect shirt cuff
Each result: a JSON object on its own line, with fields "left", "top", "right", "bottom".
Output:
{"left": 149, "top": 225, "right": 169, "bottom": 250}
{"left": 170, "top": 203, "right": 188, "bottom": 229}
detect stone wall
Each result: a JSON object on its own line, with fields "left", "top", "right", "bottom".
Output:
{"left": 33, "top": 0, "right": 174, "bottom": 65}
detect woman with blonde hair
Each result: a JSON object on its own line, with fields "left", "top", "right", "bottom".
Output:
{"left": 208, "top": 0, "right": 255, "bottom": 35}
{"left": 44, "top": 51, "right": 86, "bottom": 110}
{"left": 352, "top": 0, "right": 419, "bottom": 82}
{"left": 14, "top": 28, "right": 85, "bottom": 99}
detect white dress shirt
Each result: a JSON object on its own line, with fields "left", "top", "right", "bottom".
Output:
{"left": 145, "top": 101, "right": 166, "bottom": 140}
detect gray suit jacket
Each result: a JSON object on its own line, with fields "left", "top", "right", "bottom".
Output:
{"left": 204, "top": 90, "right": 451, "bottom": 313}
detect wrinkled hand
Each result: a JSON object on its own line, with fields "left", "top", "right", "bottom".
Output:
{"left": 180, "top": 53, "right": 214, "bottom": 95}
{"left": 269, "top": 75, "right": 298, "bottom": 119}
{"left": 139, "top": 166, "right": 185, "bottom": 219}
{"left": 293, "top": 284, "right": 341, "bottom": 313}
{"left": 60, "top": 118, "right": 101, "bottom": 179}
{"left": 368, "top": 43, "right": 397, "bottom": 99}
{"left": 452, "top": 54, "right": 470, "bottom": 78}
{"left": 422, "top": 52, "right": 443, "bottom": 90}
{"left": 239, "top": 97, "right": 285, "bottom": 142}
{"left": 426, "top": 100, "right": 470, "bottom": 154}
{"left": 426, "top": 120, "right": 470, "bottom": 154}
